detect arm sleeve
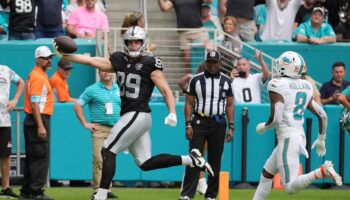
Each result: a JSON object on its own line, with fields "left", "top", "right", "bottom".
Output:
{"left": 77, "top": 87, "right": 92, "bottom": 107}
{"left": 311, "top": 100, "right": 327, "bottom": 136}
{"left": 295, "top": 23, "right": 308, "bottom": 37}
{"left": 100, "top": 12, "right": 109, "bottom": 31}
{"left": 9, "top": 68, "right": 19, "bottom": 84}
{"left": 28, "top": 77, "right": 45, "bottom": 103}
{"left": 67, "top": 9, "right": 78, "bottom": 25}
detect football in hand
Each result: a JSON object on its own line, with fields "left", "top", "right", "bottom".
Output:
{"left": 53, "top": 36, "right": 77, "bottom": 54}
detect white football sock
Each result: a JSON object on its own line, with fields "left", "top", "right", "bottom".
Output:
{"left": 253, "top": 175, "right": 273, "bottom": 200}
{"left": 285, "top": 167, "right": 322, "bottom": 194}
{"left": 94, "top": 188, "right": 109, "bottom": 200}
{"left": 181, "top": 155, "right": 192, "bottom": 166}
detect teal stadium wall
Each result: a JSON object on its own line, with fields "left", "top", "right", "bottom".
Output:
{"left": 2, "top": 40, "right": 350, "bottom": 184}
{"left": 49, "top": 103, "right": 350, "bottom": 185}
{"left": 0, "top": 38, "right": 96, "bottom": 155}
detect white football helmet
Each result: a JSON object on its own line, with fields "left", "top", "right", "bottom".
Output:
{"left": 274, "top": 51, "right": 305, "bottom": 79}
{"left": 123, "top": 26, "right": 148, "bottom": 57}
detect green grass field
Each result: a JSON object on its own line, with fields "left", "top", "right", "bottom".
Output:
{"left": 3, "top": 187, "right": 350, "bottom": 200}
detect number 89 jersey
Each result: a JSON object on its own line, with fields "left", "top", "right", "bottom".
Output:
{"left": 267, "top": 77, "right": 313, "bottom": 137}
{"left": 110, "top": 52, "right": 163, "bottom": 115}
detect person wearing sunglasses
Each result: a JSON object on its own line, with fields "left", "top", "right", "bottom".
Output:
{"left": 20, "top": 46, "right": 55, "bottom": 200}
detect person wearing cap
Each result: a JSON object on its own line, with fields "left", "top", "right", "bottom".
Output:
{"left": 0, "top": 64, "right": 24, "bottom": 198}
{"left": 180, "top": 50, "right": 234, "bottom": 200}
{"left": 296, "top": 6, "right": 336, "bottom": 44}
{"left": 50, "top": 59, "right": 76, "bottom": 103}
{"left": 230, "top": 49, "right": 270, "bottom": 104}
{"left": 20, "top": 46, "right": 55, "bottom": 200}
{"left": 201, "top": 3, "right": 224, "bottom": 42}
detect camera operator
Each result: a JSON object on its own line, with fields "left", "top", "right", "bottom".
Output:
{"left": 230, "top": 50, "right": 271, "bottom": 104}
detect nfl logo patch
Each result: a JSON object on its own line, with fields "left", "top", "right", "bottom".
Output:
{"left": 135, "top": 63, "right": 143, "bottom": 71}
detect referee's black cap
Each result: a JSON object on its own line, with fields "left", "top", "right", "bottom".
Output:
{"left": 206, "top": 50, "right": 221, "bottom": 62}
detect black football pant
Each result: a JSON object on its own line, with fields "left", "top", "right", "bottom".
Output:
{"left": 21, "top": 114, "right": 50, "bottom": 196}
{"left": 181, "top": 115, "right": 226, "bottom": 199}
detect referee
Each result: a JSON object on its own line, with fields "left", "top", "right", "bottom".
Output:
{"left": 180, "top": 50, "right": 234, "bottom": 200}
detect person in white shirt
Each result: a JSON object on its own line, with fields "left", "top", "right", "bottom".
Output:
{"left": 230, "top": 50, "right": 270, "bottom": 103}
{"left": 261, "top": 0, "right": 303, "bottom": 41}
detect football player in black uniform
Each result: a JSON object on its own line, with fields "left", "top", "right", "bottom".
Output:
{"left": 54, "top": 26, "right": 214, "bottom": 200}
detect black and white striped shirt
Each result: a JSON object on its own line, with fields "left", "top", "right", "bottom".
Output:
{"left": 187, "top": 71, "right": 233, "bottom": 116}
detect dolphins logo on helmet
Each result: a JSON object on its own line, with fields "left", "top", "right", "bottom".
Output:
{"left": 274, "top": 51, "right": 305, "bottom": 79}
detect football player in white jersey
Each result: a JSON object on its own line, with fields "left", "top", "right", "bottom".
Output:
{"left": 253, "top": 51, "right": 342, "bottom": 200}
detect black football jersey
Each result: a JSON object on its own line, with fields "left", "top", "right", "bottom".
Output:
{"left": 110, "top": 52, "right": 163, "bottom": 115}
{"left": 8, "top": 0, "right": 36, "bottom": 32}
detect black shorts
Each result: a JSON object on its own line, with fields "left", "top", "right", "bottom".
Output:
{"left": 0, "top": 127, "right": 12, "bottom": 157}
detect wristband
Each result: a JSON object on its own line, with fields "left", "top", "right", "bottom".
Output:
{"left": 186, "top": 120, "right": 191, "bottom": 125}
{"left": 186, "top": 125, "right": 192, "bottom": 129}
{"left": 229, "top": 122, "right": 234, "bottom": 126}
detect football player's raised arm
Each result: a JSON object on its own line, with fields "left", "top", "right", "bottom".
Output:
{"left": 307, "top": 99, "right": 327, "bottom": 137}
{"left": 62, "top": 54, "right": 115, "bottom": 72}
{"left": 151, "top": 70, "right": 176, "bottom": 114}
{"left": 264, "top": 91, "right": 284, "bottom": 129}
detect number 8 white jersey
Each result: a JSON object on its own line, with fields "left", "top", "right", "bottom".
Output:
{"left": 267, "top": 77, "right": 313, "bottom": 137}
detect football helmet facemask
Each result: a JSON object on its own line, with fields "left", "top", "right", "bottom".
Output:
{"left": 123, "top": 26, "right": 148, "bottom": 58}
{"left": 274, "top": 51, "right": 305, "bottom": 79}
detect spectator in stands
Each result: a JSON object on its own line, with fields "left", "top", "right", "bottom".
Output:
{"left": 261, "top": 0, "right": 303, "bottom": 41}
{"left": 230, "top": 50, "right": 270, "bottom": 104}
{"left": 121, "top": 11, "right": 157, "bottom": 52}
{"left": 201, "top": 3, "right": 224, "bottom": 42}
{"left": 73, "top": 70, "right": 119, "bottom": 199}
{"left": 320, "top": 61, "right": 350, "bottom": 105}
{"left": 65, "top": 0, "right": 106, "bottom": 20}
{"left": 35, "top": 0, "right": 64, "bottom": 39}
{"left": 158, "top": 0, "right": 210, "bottom": 72}
{"left": 20, "top": 46, "right": 55, "bottom": 200}
{"left": 49, "top": 59, "right": 77, "bottom": 103}
{"left": 321, "top": 0, "right": 349, "bottom": 29}
{"left": 220, "top": 16, "right": 242, "bottom": 74}
{"left": 0, "top": 64, "right": 24, "bottom": 198}
{"left": 293, "top": 0, "right": 319, "bottom": 30}
{"left": 0, "top": 9, "right": 9, "bottom": 39}
{"left": 222, "top": 16, "right": 242, "bottom": 54}
{"left": 335, "top": 8, "right": 350, "bottom": 41}
{"left": 254, "top": 3, "right": 267, "bottom": 41}
{"left": 67, "top": 0, "right": 109, "bottom": 39}
{"left": 0, "top": 0, "right": 36, "bottom": 40}
{"left": 219, "top": 0, "right": 256, "bottom": 42}
{"left": 296, "top": 6, "right": 336, "bottom": 44}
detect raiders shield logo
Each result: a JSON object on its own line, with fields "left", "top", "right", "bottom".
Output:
{"left": 135, "top": 63, "right": 143, "bottom": 71}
